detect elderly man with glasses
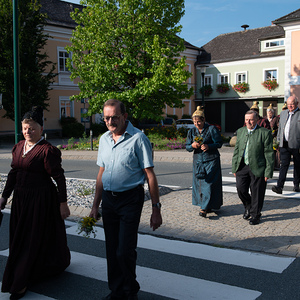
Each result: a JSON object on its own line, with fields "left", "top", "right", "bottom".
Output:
{"left": 90, "top": 99, "right": 162, "bottom": 300}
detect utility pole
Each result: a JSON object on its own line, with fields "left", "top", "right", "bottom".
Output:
{"left": 13, "top": 0, "right": 21, "bottom": 143}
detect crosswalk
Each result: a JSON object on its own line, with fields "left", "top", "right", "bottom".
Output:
{"left": 0, "top": 218, "right": 296, "bottom": 300}
{"left": 222, "top": 169, "right": 300, "bottom": 199}
{"left": 0, "top": 169, "right": 299, "bottom": 300}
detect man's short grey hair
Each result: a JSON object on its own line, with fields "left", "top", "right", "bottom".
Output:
{"left": 103, "top": 99, "right": 126, "bottom": 114}
{"left": 245, "top": 110, "right": 258, "bottom": 119}
{"left": 292, "top": 96, "right": 299, "bottom": 104}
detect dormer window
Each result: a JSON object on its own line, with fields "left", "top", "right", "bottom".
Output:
{"left": 261, "top": 38, "right": 285, "bottom": 52}
{"left": 265, "top": 40, "right": 284, "bottom": 48}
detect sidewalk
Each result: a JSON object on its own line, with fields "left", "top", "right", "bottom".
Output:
{"left": 1, "top": 140, "right": 300, "bottom": 258}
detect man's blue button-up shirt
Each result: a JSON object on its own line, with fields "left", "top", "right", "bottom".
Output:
{"left": 97, "top": 121, "right": 154, "bottom": 192}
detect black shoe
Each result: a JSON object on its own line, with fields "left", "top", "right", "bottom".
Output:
{"left": 272, "top": 186, "right": 282, "bottom": 194}
{"left": 199, "top": 210, "right": 207, "bottom": 218}
{"left": 293, "top": 187, "right": 300, "bottom": 192}
{"left": 249, "top": 217, "right": 260, "bottom": 225}
{"left": 10, "top": 289, "right": 27, "bottom": 300}
{"left": 243, "top": 209, "right": 250, "bottom": 220}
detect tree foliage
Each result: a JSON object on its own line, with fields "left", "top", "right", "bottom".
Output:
{"left": 68, "top": 0, "right": 193, "bottom": 123}
{"left": 0, "top": 0, "right": 56, "bottom": 120}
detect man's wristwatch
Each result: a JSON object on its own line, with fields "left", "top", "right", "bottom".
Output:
{"left": 152, "top": 202, "right": 162, "bottom": 209}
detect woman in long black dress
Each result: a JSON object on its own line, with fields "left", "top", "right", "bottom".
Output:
{"left": 0, "top": 106, "right": 70, "bottom": 299}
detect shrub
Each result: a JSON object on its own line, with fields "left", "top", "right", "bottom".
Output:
{"left": 60, "top": 117, "right": 85, "bottom": 138}
{"left": 90, "top": 122, "right": 107, "bottom": 136}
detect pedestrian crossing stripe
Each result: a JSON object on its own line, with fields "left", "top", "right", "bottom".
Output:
{"left": 0, "top": 224, "right": 295, "bottom": 300}
{"left": 0, "top": 248, "right": 261, "bottom": 300}
{"left": 222, "top": 176, "right": 300, "bottom": 199}
{"left": 65, "top": 225, "right": 294, "bottom": 274}
{"left": 68, "top": 251, "right": 262, "bottom": 300}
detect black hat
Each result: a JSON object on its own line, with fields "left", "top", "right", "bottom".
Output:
{"left": 22, "top": 106, "right": 43, "bottom": 127}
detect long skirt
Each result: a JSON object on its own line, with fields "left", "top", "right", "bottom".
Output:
{"left": 1, "top": 184, "right": 70, "bottom": 294}
{"left": 192, "top": 158, "right": 223, "bottom": 210}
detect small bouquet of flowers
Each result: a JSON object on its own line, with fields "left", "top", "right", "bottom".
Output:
{"left": 194, "top": 135, "right": 203, "bottom": 145}
{"left": 273, "top": 138, "right": 279, "bottom": 151}
{"left": 77, "top": 215, "right": 99, "bottom": 238}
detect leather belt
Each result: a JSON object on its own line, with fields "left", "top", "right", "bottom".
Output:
{"left": 106, "top": 185, "right": 143, "bottom": 197}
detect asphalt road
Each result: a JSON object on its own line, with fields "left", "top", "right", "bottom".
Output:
{"left": 0, "top": 158, "right": 233, "bottom": 189}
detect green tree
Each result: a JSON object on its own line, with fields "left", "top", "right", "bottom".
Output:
{"left": 68, "top": 0, "right": 193, "bottom": 124}
{"left": 0, "top": 0, "right": 56, "bottom": 120}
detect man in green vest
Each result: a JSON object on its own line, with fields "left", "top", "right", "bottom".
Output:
{"left": 232, "top": 110, "right": 274, "bottom": 225}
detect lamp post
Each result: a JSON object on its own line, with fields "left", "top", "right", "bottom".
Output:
{"left": 199, "top": 65, "right": 208, "bottom": 108}
{"left": 13, "top": 0, "right": 21, "bottom": 143}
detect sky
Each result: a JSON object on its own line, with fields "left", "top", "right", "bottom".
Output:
{"left": 64, "top": 0, "right": 300, "bottom": 48}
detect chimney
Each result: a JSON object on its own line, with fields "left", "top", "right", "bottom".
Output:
{"left": 241, "top": 24, "right": 249, "bottom": 31}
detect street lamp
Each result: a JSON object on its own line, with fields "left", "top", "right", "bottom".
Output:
{"left": 199, "top": 65, "right": 208, "bottom": 108}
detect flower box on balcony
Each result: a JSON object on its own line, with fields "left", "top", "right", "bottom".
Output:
{"left": 216, "top": 83, "right": 230, "bottom": 94}
{"left": 200, "top": 84, "right": 213, "bottom": 97}
{"left": 262, "top": 80, "right": 279, "bottom": 91}
{"left": 232, "top": 82, "right": 249, "bottom": 93}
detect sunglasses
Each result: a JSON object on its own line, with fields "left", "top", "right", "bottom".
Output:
{"left": 103, "top": 114, "right": 123, "bottom": 122}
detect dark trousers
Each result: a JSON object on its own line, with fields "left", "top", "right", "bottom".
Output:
{"left": 277, "top": 145, "right": 300, "bottom": 189}
{"left": 102, "top": 186, "right": 144, "bottom": 299}
{"left": 236, "top": 162, "right": 267, "bottom": 218}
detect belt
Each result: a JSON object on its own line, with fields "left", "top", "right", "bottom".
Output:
{"left": 105, "top": 185, "right": 143, "bottom": 197}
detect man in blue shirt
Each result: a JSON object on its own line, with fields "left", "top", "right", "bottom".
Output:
{"left": 90, "top": 99, "right": 162, "bottom": 300}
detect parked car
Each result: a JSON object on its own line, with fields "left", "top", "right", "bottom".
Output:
{"left": 138, "top": 117, "right": 175, "bottom": 129}
{"left": 176, "top": 119, "right": 194, "bottom": 130}
{"left": 162, "top": 117, "right": 176, "bottom": 127}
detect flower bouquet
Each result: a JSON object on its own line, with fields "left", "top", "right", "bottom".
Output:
{"left": 194, "top": 136, "right": 203, "bottom": 144}
{"left": 273, "top": 138, "right": 279, "bottom": 151}
{"left": 77, "top": 216, "right": 99, "bottom": 238}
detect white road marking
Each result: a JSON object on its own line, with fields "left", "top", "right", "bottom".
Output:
{"left": 68, "top": 251, "right": 262, "bottom": 300}
{"left": 66, "top": 226, "right": 294, "bottom": 273}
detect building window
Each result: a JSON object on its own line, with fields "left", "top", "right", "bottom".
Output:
{"left": 59, "top": 98, "right": 74, "bottom": 118}
{"left": 264, "top": 69, "right": 278, "bottom": 81}
{"left": 218, "top": 73, "right": 229, "bottom": 84}
{"left": 265, "top": 39, "right": 284, "bottom": 48}
{"left": 204, "top": 74, "right": 213, "bottom": 86}
{"left": 58, "top": 48, "right": 70, "bottom": 73}
{"left": 261, "top": 39, "right": 285, "bottom": 52}
{"left": 235, "top": 72, "right": 247, "bottom": 84}
{"left": 266, "top": 40, "right": 284, "bottom": 48}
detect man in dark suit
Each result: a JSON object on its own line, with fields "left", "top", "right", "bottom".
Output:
{"left": 232, "top": 110, "right": 274, "bottom": 225}
{"left": 272, "top": 96, "right": 300, "bottom": 194}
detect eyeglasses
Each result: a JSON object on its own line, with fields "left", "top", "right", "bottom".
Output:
{"left": 103, "top": 114, "right": 123, "bottom": 122}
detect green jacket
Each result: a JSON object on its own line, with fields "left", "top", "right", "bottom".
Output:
{"left": 232, "top": 125, "right": 274, "bottom": 178}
